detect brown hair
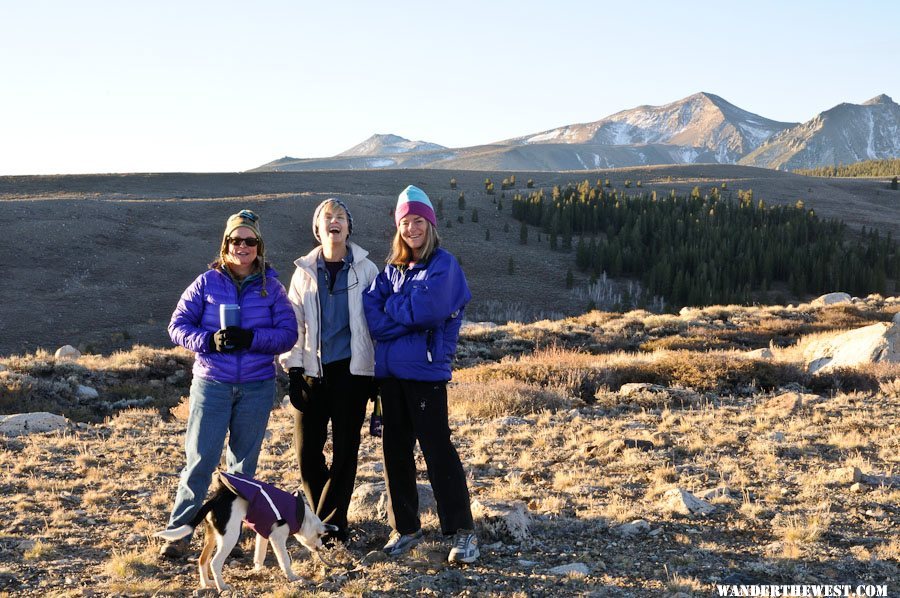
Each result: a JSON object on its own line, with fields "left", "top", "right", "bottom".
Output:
{"left": 387, "top": 220, "right": 440, "bottom": 267}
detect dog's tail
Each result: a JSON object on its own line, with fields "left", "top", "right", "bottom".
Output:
{"left": 154, "top": 525, "right": 194, "bottom": 541}
{"left": 153, "top": 494, "right": 218, "bottom": 541}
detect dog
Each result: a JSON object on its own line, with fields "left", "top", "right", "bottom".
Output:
{"left": 154, "top": 471, "right": 338, "bottom": 592}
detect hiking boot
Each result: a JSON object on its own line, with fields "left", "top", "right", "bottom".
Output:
{"left": 448, "top": 529, "right": 479, "bottom": 564}
{"left": 382, "top": 528, "right": 424, "bottom": 557}
{"left": 158, "top": 537, "right": 190, "bottom": 560}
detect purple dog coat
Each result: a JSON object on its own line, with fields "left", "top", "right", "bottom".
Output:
{"left": 219, "top": 472, "right": 304, "bottom": 538}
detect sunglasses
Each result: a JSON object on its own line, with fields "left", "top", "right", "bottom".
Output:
{"left": 227, "top": 236, "right": 260, "bottom": 247}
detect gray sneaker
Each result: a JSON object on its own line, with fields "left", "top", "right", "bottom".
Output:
{"left": 383, "top": 528, "right": 424, "bottom": 557}
{"left": 448, "top": 529, "right": 479, "bottom": 563}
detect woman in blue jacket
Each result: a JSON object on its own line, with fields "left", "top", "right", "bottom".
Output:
{"left": 159, "top": 209, "right": 298, "bottom": 559}
{"left": 363, "top": 185, "right": 479, "bottom": 564}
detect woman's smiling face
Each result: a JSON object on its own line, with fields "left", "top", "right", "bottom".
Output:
{"left": 399, "top": 215, "right": 427, "bottom": 255}
{"left": 224, "top": 226, "right": 258, "bottom": 272}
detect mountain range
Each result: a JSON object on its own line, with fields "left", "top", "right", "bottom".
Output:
{"left": 254, "top": 92, "right": 900, "bottom": 172}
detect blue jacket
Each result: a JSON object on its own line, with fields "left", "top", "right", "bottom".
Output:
{"left": 169, "top": 266, "right": 299, "bottom": 383}
{"left": 363, "top": 248, "right": 470, "bottom": 382}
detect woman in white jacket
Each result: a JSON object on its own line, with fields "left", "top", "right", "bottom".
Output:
{"left": 279, "top": 198, "right": 379, "bottom": 544}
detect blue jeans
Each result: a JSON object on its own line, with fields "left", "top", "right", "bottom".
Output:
{"left": 166, "top": 376, "right": 276, "bottom": 530}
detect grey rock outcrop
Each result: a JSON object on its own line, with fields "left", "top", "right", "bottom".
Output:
{"left": 803, "top": 322, "right": 900, "bottom": 373}
{"left": 0, "top": 412, "right": 69, "bottom": 436}
{"left": 54, "top": 345, "right": 81, "bottom": 360}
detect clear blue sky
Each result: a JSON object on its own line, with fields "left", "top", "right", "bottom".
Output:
{"left": 1, "top": 0, "right": 896, "bottom": 175}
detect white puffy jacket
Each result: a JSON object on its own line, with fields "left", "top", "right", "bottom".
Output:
{"left": 278, "top": 241, "right": 379, "bottom": 377}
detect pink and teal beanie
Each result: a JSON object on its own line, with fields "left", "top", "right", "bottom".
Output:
{"left": 395, "top": 185, "right": 437, "bottom": 228}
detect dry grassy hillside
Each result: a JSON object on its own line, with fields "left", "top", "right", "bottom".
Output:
{"left": 0, "top": 299, "right": 898, "bottom": 596}
{"left": 1, "top": 166, "right": 898, "bottom": 357}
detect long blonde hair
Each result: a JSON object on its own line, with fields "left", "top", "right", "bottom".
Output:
{"left": 388, "top": 221, "right": 440, "bottom": 267}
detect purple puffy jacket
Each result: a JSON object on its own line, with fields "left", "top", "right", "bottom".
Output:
{"left": 168, "top": 266, "right": 298, "bottom": 383}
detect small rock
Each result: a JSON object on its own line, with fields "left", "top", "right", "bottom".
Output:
{"left": 613, "top": 519, "right": 650, "bottom": 537}
{"left": 770, "top": 431, "right": 785, "bottom": 442}
{"left": 494, "top": 416, "right": 531, "bottom": 427}
{"left": 661, "top": 488, "right": 715, "bottom": 517}
{"left": 517, "top": 559, "right": 539, "bottom": 567}
{"left": 828, "top": 466, "right": 862, "bottom": 484}
{"left": 698, "top": 486, "right": 739, "bottom": 502}
{"left": 548, "top": 563, "right": 590, "bottom": 576}
{"left": 746, "top": 348, "right": 774, "bottom": 359}
{"left": 849, "top": 482, "right": 868, "bottom": 493}
{"left": 76, "top": 385, "right": 99, "bottom": 399}
{"left": 55, "top": 345, "right": 81, "bottom": 360}
{"left": 619, "top": 382, "right": 665, "bottom": 396}
{"left": 761, "top": 391, "right": 822, "bottom": 417}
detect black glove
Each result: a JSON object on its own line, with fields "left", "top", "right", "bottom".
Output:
{"left": 289, "top": 367, "right": 312, "bottom": 411}
{"left": 211, "top": 329, "right": 231, "bottom": 353}
{"left": 222, "top": 327, "right": 254, "bottom": 351}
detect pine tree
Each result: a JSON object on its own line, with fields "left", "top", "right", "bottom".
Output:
{"left": 507, "top": 256, "right": 515, "bottom": 275}
{"left": 449, "top": 178, "right": 457, "bottom": 190}
{"left": 892, "top": 176, "right": 898, "bottom": 190}
{"left": 519, "top": 221, "right": 528, "bottom": 245}
{"left": 471, "top": 208, "right": 479, "bottom": 223}
{"left": 565, "top": 268, "right": 574, "bottom": 289}
{"left": 458, "top": 193, "right": 466, "bottom": 210}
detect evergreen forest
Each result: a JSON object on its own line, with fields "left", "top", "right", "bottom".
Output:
{"left": 794, "top": 158, "right": 900, "bottom": 178}
{"left": 510, "top": 181, "right": 900, "bottom": 308}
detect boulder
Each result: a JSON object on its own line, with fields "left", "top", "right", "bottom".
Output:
{"left": 803, "top": 322, "right": 900, "bottom": 373}
{"left": 76, "top": 385, "right": 99, "bottom": 399}
{"left": 350, "top": 483, "right": 437, "bottom": 522}
{"left": 348, "top": 481, "right": 386, "bottom": 521}
{"left": 0, "top": 412, "right": 68, "bottom": 436}
{"left": 746, "top": 348, "right": 773, "bottom": 359}
{"left": 661, "top": 487, "right": 715, "bottom": 517}
{"left": 811, "top": 292, "right": 852, "bottom": 306}
{"left": 471, "top": 499, "right": 530, "bottom": 543}
{"left": 54, "top": 345, "right": 81, "bottom": 360}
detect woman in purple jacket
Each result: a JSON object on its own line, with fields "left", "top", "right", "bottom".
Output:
{"left": 159, "top": 209, "right": 298, "bottom": 559}
{"left": 363, "top": 186, "right": 479, "bottom": 564}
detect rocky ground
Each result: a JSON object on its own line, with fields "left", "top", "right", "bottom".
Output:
{"left": 1, "top": 298, "right": 899, "bottom": 596}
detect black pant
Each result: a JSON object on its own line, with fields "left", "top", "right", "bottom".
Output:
{"left": 293, "top": 358, "right": 369, "bottom": 531}
{"left": 380, "top": 378, "right": 474, "bottom": 536}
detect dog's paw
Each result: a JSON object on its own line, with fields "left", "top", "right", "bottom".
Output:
{"left": 286, "top": 572, "right": 300, "bottom": 583}
{"left": 215, "top": 583, "right": 233, "bottom": 592}
{"left": 252, "top": 563, "right": 265, "bottom": 572}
